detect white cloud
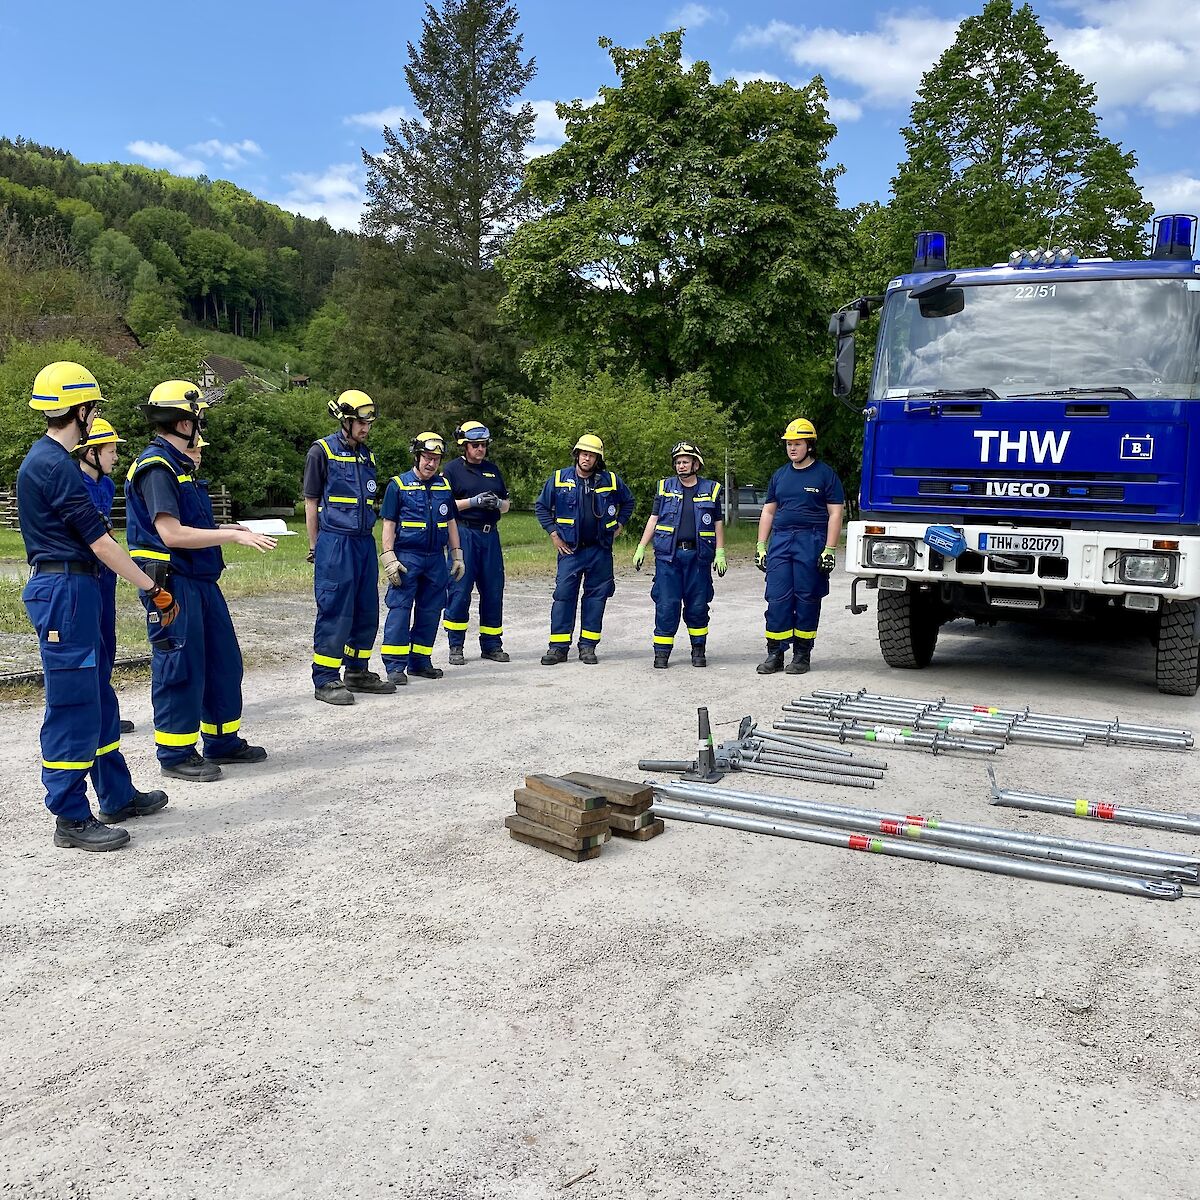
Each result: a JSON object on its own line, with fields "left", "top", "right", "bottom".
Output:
{"left": 668, "top": 3, "right": 727, "bottom": 28}
{"left": 274, "top": 163, "right": 365, "bottom": 231}
{"left": 522, "top": 95, "right": 602, "bottom": 159}
{"left": 126, "top": 140, "right": 206, "bottom": 176}
{"left": 826, "top": 95, "right": 863, "bottom": 123}
{"left": 189, "top": 138, "right": 263, "bottom": 165}
{"left": 1140, "top": 172, "right": 1200, "bottom": 219}
{"left": 343, "top": 105, "right": 411, "bottom": 131}
{"left": 728, "top": 69, "right": 782, "bottom": 86}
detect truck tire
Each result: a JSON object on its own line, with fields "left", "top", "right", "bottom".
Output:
{"left": 1156, "top": 601, "right": 1200, "bottom": 696}
{"left": 877, "top": 589, "right": 940, "bottom": 669}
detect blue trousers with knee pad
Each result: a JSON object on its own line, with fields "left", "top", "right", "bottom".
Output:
{"left": 548, "top": 543, "right": 615, "bottom": 649}
{"left": 444, "top": 524, "right": 505, "bottom": 651}
{"left": 764, "top": 527, "right": 828, "bottom": 652}
{"left": 90, "top": 568, "right": 134, "bottom": 812}
{"left": 312, "top": 532, "right": 381, "bottom": 686}
{"left": 650, "top": 547, "right": 714, "bottom": 655}
{"left": 22, "top": 570, "right": 133, "bottom": 821}
{"left": 150, "top": 574, "right": 247, "bottom": 766}
{"left": 382, "top": 550, "right": 449, "bottom": 674}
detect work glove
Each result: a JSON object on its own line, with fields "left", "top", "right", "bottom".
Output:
{"left": 755, "top": 541, "right": 768, "bottom": 573}
{"left": 632, "top": 544, "right": 646, "bottom": 571}
{"left": 379, "top": 549, "right": 408, "bottom": 587}
{"left": 819, "top": 546, "right": 837, "bottom": 574}
{"left": 140, "top": 585, "right": 179, "bottom": 647}
{"left": 449, "top": 548, "right": 466, "bottom": 582}
{"left": 470, "top": 492, "right": 501, "bottom": 511}
{"left": 714, "top": 548, "right": 727, "bottom": 578}
{"left": 306, "top": 547, "right": 315, "bottom": 564}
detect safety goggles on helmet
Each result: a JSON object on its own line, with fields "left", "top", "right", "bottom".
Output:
{"left": 671, "top": 440, "right": 704, "bottom": 470}
{"left": 411, "top": 433, "right": 446, "bottom": 458}
{"left": 455, "top": 422, "right": 491, "bottom": 445}
{"left": 329, "top": 391, "right": 376, "bottom": 423}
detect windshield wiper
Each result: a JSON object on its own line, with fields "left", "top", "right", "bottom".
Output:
{"left": 1011, "top": 386, "right": 1138, "bottom": 400}
{"left": 903, "top": 387, "right": 1000, "bottom": 401}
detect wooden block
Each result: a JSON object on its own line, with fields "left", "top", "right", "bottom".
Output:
{"left": 508, "top": 828, "right": 602, "bottom": 863}
{"left": 516, "top": 802, "right": 612, "bottom": 842}
{"left": 609, "top": 809, "right": 657, "bottom": 833}
{"left": 505, "top": 814, "right": 605, "bottom": 852}
{"left": 610, "top": 818, "right": 666, "bottom": 841}
{"left": 606, "top": 797, "right": 654, "bottom": 817}
{"left": 523, "top": 774, "right": 608, "bottom": 810}
{"left": 562, "top": 772, "right": 653, "bottom": 808}
{"left": 513, "top": 789, "right": 611, "bottom": 829}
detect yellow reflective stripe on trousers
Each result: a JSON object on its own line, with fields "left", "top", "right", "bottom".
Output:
{"left": 96, "top": 740, "right": 120, "bottom": 757}
{"left": 200, "top": 718, "right": 241, "bottom": 736}
{"left": 478, "top": 625, "right": 503, "bottom": 636}
{"left": 794, "top": 629, "right": 817, "bottom": 639}
{"left": 653, "top": 635, "right": 674, "bottom": 645}
{"left": 381, "top": 644, "right": 410, "bottom": 655}
{"left": 443, "top": 620, "right": 470, "bottom": 631}
{"left": 411, "top": 643, "right": 434, "bottom": 655}
{"left": 130, "top": 549, "right": 171, "bottom": 561}
{"left": 43, "top": 757, "right": 94, "bottom": 770}
{"left": 313, "top": 652, "right": 343, "bottom": 668}
{"left": 687, "top": 626, "right": 709, "bottom": 637}
{"left": 580, "top": 629, "right": 601, "bottom": 642}
{"left": 343, "top": 645, "right": 372, "bottom": 659}
{"left": 548, "top": 633, "right": 571, "bottom": 643}
{"left": 765, "top": 629, "right": 792, "bottom": 640}
{"left": 155, "top": 729, "right": 200, "bottom": 746}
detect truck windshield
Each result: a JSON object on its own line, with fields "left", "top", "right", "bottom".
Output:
{"left": 873, "top": 276, "right": 1200, "bottom": 401}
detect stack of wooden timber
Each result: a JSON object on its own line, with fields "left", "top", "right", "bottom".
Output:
{"left": 506, "top": 774, "right": 611, "bottom": 862}
{"left": 563, "top": 773, "right": 665, "bottom": 841}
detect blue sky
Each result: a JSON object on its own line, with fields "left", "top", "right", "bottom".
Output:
{"left": 1, "top": 1, "right": 1197, "bottom": 235}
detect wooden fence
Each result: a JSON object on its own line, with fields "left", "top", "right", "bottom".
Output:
{"left": 0, "top": 485, "right": 233, "bottom": 531}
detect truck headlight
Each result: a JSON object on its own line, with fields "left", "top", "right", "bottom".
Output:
{"left": 866, "top": 538, "right": 916, "bottom": 569}
{"left": 1117, "top": 552, "right": 1177, "bottom": 587}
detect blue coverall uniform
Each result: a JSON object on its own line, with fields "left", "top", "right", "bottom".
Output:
{"left": 763, "top": 459, "right": 845, "bottom": 654}
{"left": 17, "top": 436, "right": 135, "bottom": 820}
{"left": 380, "top": 469, "right": 454, "bottom": 676}
{"left": 535, "top": 466, "right": 634, "bottom": 651}
{"left": 303, "top": 432, "right": 381, "bottom": 687}
{"left": 125, "top": 437, "right": 250, "bottom": 767}
{"left": 650, "top": 476, "right": 722, "bottom": 657}
{"left": 442, "top": 455, "right": 508, "bottom": 653}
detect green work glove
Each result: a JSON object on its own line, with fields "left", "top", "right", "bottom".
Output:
{"left": 755, "top": 541, "right": 768, "bottom": 573}
{"left": 632, "top": 544, "right": 646, "bottom": 571}
{"left": 714, "top": 548, "right": 727, "bottom": 578}
{"left": 819, "top": 546, "right": 837, "bottom": 574}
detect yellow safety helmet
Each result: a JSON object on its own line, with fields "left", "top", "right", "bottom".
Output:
{"left": 73, "top": 418, "right": 124, "bottom": 454}
{"left": 147, "top": 379, "right": 209, "bottom": 414}
{"left": 193, "top": 433, "right": 209, "bottom": 449}
{"left": 573, "top": 433, "right": 604, "bottom": 457}
{"left": 411, "top": 432, "right": 445, "bottom": 459}
{"left": 781, "top": 418, "right": 817, "bottom": 442}
{"left": 329, "top": 389, "right": 375, "bottom": 422}
{"left": 30, "top": 361, "right": 104, "bottom": 413}
{"left": 455, "top": 420, "right": 491, "bottom": 446}
{"left": 671, "top": 440, "right": 704, "bottom": 469}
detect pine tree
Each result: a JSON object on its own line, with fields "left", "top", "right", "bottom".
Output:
{"left": 890, "top": 0, "right": 1151, "bottom": 271}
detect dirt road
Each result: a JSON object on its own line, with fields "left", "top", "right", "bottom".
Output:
{"left": 1, "top": 565, "right": 1197, "bottom": 1199}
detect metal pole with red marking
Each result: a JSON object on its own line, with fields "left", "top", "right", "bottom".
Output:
{"left": 990, "top": 784, "right": 1200, "bottom": 836}
{"left": 650, "top": 800, "right": 1184, "bottom": 901}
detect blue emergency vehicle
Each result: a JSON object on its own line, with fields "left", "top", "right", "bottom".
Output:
{"left": 830, "top": 214, "right": 1200, "bottom": 696}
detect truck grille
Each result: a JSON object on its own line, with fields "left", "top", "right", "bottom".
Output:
{"left": 918, "top": 480, "right": 1124, "bottom": 500}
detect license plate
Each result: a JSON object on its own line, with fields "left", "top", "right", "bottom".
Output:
{"left": 979, "top": 533, "right": 1064, "bottom": 555}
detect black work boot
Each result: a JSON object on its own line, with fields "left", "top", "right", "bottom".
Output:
{"left": 448, "top": 646, "right": 467, "bottom": 667}
{"left": 99, "top": 789, "right": 169, "bottom": 823}
{"left": 315, "top": 681, "right": 354, "bottom": 706}
{"left": 119, "top": 718, "right": 136, "bottom": 734}
{"left": 540, "top": 646, "right": 568, "bottom": 665}
{"left": 785, "top": 649, "right": 812, "bottom": 675}
{"left": 386, "top": 670, "right": 408, "bottom": 687}
{"left": 756, "top": 650, "right": 786, "bottom": 675}
{"left": 480, "top": 648, "right": 510, "bottom": 662}
{"left": 344, "top": 669, "right": 397, "bottom": 694}
{"left": 54, "top": 816, "right": 130, "bottom": 852}
{"left": 161, "top": 753, "right": 222, "bottom": 783}
{"left": 691, "top": 647, "right": 707, "bottom": 668}
{"left": 578, "top": 644, "right": 599, "bottom": 665}
{"left": 653, "top": 652, "right": 670, "bottom": 670}
{"left": 409, "top": 664, "right": 444, "bottom": 680}
{"left": 206, "top": 741, "right": 268, "bottom": 766}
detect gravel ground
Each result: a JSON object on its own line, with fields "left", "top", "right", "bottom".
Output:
{"left": 1, "top": 563, "right": 1198, "bottom": 1199}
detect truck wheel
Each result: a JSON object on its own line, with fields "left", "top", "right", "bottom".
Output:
{"left": 877, "top": 590, "right": 939, "bottom": 669}
{"left": 1156, "top": 601, "right": 1199, "bottom": 696}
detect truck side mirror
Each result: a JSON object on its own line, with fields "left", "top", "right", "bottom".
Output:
{"left": 830, "top": 308, "right": 859, "bottom": 398}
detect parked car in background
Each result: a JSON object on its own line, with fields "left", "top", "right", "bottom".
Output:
{"left": 730, "top": 486, "right": 769, "bottom": 522}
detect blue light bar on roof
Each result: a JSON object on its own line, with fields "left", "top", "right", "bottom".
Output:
{"left": 913, "top": 231, "right": 948, "bottom": 272}
{"left": 1151, "top": 214, "right": 1197, "bottom": 261}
